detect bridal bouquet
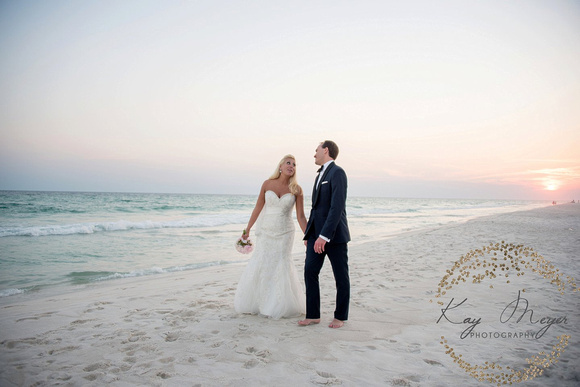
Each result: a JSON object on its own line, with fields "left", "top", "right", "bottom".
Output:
{"left": 235, "top": 231, "right": 254, "bottom": 254}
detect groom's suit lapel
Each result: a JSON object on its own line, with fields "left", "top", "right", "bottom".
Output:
{"left": 311, "top": 175, "right": 319, "bottom": 204}
{"left": 312, "top": 163, "right": 335, "bottom": 206}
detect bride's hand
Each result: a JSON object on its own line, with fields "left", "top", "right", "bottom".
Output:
{"left": 242, "top": 229, "right": 250, "bottom": 239}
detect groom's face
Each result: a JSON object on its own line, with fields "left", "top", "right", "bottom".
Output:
{"left": 314, "top": 145, "right": 325, "bottom": 166}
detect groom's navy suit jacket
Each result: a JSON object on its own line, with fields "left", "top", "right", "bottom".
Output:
{"left": 304, "top": 162, "right": 350, "bottom": 243}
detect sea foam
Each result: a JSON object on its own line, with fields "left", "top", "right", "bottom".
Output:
{"left": 0, "top": 214, "right": 248, "bottom": 237}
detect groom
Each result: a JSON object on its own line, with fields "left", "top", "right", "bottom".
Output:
{"left": 299, "top": 140, "right": 350, "bottom": 329}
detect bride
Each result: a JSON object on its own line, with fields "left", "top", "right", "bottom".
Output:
{"left": 234, "top": 154, "right": 308, "bottom": 319}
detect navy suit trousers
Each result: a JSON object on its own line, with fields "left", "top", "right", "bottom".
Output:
{"left": 304, "top": 239, "right": 350, "bottom": 321}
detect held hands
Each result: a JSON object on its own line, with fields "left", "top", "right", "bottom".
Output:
{"left": 242, "top": 229, "right": 250, "bottom": 241}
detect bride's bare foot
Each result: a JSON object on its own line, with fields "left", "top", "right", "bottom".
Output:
{"left": 298, "top": 318, "right": 320, "bottom": 326}
{"left": 328, "top": 319, "right": 345, "bottom": 329}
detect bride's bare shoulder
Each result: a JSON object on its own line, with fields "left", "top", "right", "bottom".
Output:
{"left": 261, "top": 180, "right": 276, "bottom": 191}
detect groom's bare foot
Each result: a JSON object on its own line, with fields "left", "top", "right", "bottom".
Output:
{"left": 328, "top": 319, "right": 345, "bottom": 329}
{"left": 298, "top": 318, "right": 320, "bottom": 326}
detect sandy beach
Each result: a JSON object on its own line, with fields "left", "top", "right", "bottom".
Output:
{"left": 1, "top": 203, "right": 578, "bottom": 386}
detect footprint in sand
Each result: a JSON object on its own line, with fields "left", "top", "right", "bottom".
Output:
{"left": 16, "top": 311, "right": 56, "bottom": 322}
{"left": 70, "top": 319, "right": 93, "bottom": 325}
{"left": 48, "top": 345, "right": 80, "bottom": 355}
{"left": 164, "top": 332, "right": 179, "bottom": 342}
{"left": 391, "top": 378, "right": 412, "bottom": 386}
{"left": 156, "top": 371, "right": 172, "bottom": 379}
{"left": 423, "top": 359, "right": 443, "bottom": 366}
{"left": 241, "top": 346, "right": 271, "bottom": 367}
{"left": 122, "top": 343, "right": 141, "bottom": 356}
{"left": 312, "top": 370, "right": 341, "bottom": 385}
{"left": 279, "top": 330, "right": 302, "bottom": 340}
{"left": 84, "top": 301, "right": 113, "bottom": 313}
{"left": 255, "top": 349, "right": 271, "bottom": 359}
{"left": 126, "top": 331, "right": 148, "bottom": 343}
{"left": 200, "top": 300, "right": 221, "bottom": 309}
{"left": 124, "top": 356, "right": 137, "bottom": 364}
{"left": 243, "top": 359, "right": 259, "bottom": 369}
{"left": 47, "top": 372, "right": 72, "bottom": 382}
{"left": 2, "top": 337, "right": 42, "bottom": 349}
{"left": 83, "top": 362, "right": 110, "bottom": 372}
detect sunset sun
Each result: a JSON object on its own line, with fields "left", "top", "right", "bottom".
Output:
{"left": 544, "top": 181, "right": 560, "bottom": 191}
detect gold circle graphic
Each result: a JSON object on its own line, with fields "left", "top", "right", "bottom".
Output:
{"left": 431, "top": 241, "right": 578, "bottom": 385}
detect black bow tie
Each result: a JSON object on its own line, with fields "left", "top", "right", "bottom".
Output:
{"left": 317, "top": 166, "right": 324, "bottom": 173}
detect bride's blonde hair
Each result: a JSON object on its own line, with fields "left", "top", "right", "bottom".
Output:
{"left": 269, "top": 154, "right": 302, "bottom": 196}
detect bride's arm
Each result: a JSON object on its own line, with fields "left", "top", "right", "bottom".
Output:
{"left": 243, "top": 181, "right": 267, "bottom": 238}
{"left": 295, "top": 189, "right": 307, "bottom": 234}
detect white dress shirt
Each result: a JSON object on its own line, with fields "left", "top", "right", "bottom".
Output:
{"left": 316, "top": 160, "right": 334, "bottom": 189}
{"left": 316, "top": 160, "right": 334, "bottom": 242}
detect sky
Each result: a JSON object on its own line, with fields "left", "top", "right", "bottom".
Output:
{"left": 1, "top": 0, "right": 579, "bottom": 200}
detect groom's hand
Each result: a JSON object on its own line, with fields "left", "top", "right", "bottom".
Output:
{"left": 314, "top": 237, "right": 326, "bottom": 254}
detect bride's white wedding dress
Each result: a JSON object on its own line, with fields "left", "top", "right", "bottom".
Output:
{"left": 234, "top": 191, "right": 305, "bottom": 319}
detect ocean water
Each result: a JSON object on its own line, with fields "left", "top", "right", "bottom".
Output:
{"left": 0, "top": 191, "right": 549, "bottom": 298}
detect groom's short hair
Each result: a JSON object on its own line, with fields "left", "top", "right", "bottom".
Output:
{"left": 321, "top": 140, "right": 339, "bottom": 160}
